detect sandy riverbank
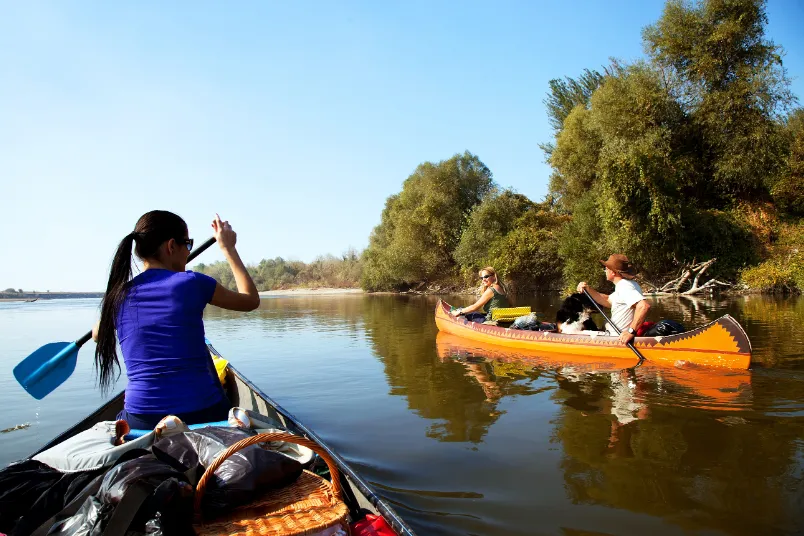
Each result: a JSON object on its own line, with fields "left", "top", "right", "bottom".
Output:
{"left": 258, "top": 288, "right": 364, "bottom": 296}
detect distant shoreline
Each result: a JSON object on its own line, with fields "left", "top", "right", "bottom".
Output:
{"left": 0, "top": 292, "right": 104, "bottom": 301}
{"left": 258, "top": 288, "right": 363, "bottom": 296}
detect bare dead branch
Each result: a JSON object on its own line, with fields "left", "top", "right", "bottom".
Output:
{"left": 680, "top": 278, "right": 732, "bottom": 295}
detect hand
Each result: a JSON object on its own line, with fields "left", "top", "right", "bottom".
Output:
{"left": 619, "top": 331, "right": 635, "bottom": 345}
{"left": 450, "top": 308, "right": 462, "bottom": 317}
{"left": 212, "top": 214, "right": 237, "bottom": 252}
{"left": 577, "top": 282, "right": 589, "bottom": 294}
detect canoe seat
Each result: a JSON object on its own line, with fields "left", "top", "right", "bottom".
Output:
{"left": 490, "top": 306, "right": 532, "bottom": 322}
{"left": 194, "top": 431, "right": 349, "bottom": 536}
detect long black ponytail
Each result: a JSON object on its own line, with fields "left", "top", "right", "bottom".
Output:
{"left": 94, "top": 210, "right": 188, "bottom": 393}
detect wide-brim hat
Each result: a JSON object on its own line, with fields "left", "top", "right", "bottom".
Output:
{"left": 599, "top": 254, "right": 636, "bottom": 279}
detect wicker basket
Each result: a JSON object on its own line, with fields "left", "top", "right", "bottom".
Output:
{"left": 193, "top": 432, "right": 350, "bottom": 536}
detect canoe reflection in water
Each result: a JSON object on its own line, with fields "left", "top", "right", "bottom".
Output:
{"left": 435, "top": 331, "right": 752, "bottom": 426}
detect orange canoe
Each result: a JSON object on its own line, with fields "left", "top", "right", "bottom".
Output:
{"left": 436, "top": 331, "right": 752, "bottom": 410}
{"left": 435, "top": 300, "right": 752, "bottom": 369}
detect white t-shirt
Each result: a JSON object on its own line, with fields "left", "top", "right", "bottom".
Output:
{"left": 606, "top": 279, "right": 645, "bottom": 335}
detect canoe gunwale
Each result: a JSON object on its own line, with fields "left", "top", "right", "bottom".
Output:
{"left": 31, "top": 390, "right": 125, "bottom": 457}
{"left": 224, "top": 358, "right": 415, "bottom": 535}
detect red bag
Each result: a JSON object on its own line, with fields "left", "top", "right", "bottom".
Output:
{"left": 351, "top": 514, "right": 395, "bottom": 536}
{"left": 637, "top": 321, "right": 655, "bottom": 337}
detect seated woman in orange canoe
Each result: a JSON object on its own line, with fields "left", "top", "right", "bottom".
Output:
{"left": 450, "top": 267, "right": 510, "bottom": 323}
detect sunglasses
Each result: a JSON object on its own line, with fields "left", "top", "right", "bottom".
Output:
{"left": 176, "top": 238, "right": 194, "bottom": 251}
{"left": 480, "top": 274, "right": 492, "bottom": 280}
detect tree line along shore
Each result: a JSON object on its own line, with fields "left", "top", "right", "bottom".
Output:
{"left": 198, "top": 0, "right": 803, "bottom": 297}
{"left": 8, "top": 1, "right": 803, "bottom": 299}
{"left": 0, "top": 291, "right": 105, "bottom": 301}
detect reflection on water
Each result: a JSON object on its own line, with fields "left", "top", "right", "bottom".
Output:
{"left": 1, "top": 293, "right": 803, "bottom": 535}
{"left": 430, "top": 294, "right": 803, "bottom": 535}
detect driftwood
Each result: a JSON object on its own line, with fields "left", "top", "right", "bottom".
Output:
{"left": 640, "top": 259, "right": 733, "bottom": 296}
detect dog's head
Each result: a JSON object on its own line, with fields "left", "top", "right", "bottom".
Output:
{"left": 566, "top": 292, "right": 597, "bottom": 310}
{"left": 556, "top": 293, "right": 598, "bottom": 332}
{"left": 559, "top": 293, "right": 596, "bottom": 315}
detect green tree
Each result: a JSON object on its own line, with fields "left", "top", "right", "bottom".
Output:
{"left": 557, "top": 192, "right": 609, "bottom": 290}
{"left": 361, "top": 152, "right": 494, "bottom": 291}
{"left": 547, "top": 105, "right": 602, "bottom": 212}
{"left": 486, "top": 207, "right": 569, "bottom": 290}
{"left": 589, "top": 64, "right": 692, "bottom": 272}
{"left": 643, "top": 0, "right": 795, "bottom": 202}
{"left": 550, "top": 64, "right": 695, "bottom": 276}
{"left": 455, "top": 190, "right": 567, "bottom": 290}
{"left": 454, "top": 189, "right": 535, "bottom": 270}
{"left": 772, "top": 109, "right": 804, "bottom": 215}
{"left": 544, "top": 69, "right": 606, "bottom": 134}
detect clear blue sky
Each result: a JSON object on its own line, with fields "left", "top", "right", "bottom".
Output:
{"left": 2, "top": 1, "right": 802, "bottom": 291}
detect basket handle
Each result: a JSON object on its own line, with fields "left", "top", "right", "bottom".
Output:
{"left": 193, "top": 431, "right": 344, "bottom": 514}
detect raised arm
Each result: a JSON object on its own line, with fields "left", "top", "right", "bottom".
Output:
{"left": 209, "top": 214, "right": 260, "bottom": 312}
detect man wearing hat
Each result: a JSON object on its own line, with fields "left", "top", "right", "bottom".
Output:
{"left": 577, "top": 254, "right": 651, "bottom": 345}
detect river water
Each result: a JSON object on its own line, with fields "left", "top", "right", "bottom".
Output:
{"left": 1, "top": 293, "right": 803, "bottom": 535}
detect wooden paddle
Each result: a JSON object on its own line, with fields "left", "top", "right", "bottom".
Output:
{"left": 14, "top": 237, "right": 217, "bottom": 399}
{"left": 582, "top": 289, "right": 646, "bottom": 365}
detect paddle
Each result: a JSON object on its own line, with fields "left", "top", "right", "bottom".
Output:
{"left": 582, "top": 289, "right": 647, "bottom": 365}
{"left": 14, "top": 236, "right": 217, "bottom": 399}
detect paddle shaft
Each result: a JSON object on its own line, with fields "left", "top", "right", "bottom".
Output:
{"left": 70, "top": 236, "right": 217, "bottom": 352}
{"left": 582, "top": 289, "right": 647, "bottom": 363}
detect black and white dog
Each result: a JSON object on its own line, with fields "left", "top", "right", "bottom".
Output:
{"left": 555, "top": 293, "right": 600, "bottom": 334}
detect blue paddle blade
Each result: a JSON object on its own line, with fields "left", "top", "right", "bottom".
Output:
{"left": 13, "top": 341, "right": 79, "bottom": 400}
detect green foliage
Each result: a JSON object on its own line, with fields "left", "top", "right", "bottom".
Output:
{"left": 680, "top": 206, "right": 761, "bottom": 280}
{"left": 557, "top": 191, "right": 608, "bottom": 291}
{"left": 194, "top": 261, "right": 237, "bottom": 289}
{"left": 591, "top": 64, "right": 694, "bottom": 272}
{"left": 361, "top": 152, "right": 494, "bottom": 291}
{"left": 643, "top": 0, "right": 794, "bottom": 202}
{"left": 196, "top": 250, "right": 363, "bottom": 291}
{"left": 454, "top": 189, "right": 535, "bottom": 270}
{"left": 453, "top": 190, "right": 568, "bottom": 290}
{"left": 544, "top": 0, "right": 800, "bottom": 288}
{"left": 485, "top": 207, "right": 569, "bottom": 290}
{"left": 544, "top": 69, "right": 605, "bottom": 133}
{"left": 772, "top": 109, "right": 804, "bottom": 215}
{"left": 741, "top": 220, "right": 804, "bottom": 292}
{"left": 3, "top": 288, "right": 17, "bottom": 293}
{"left": 551, "top": 64, "right": 694, "bottom": 276}
{"left": 548, "top": 106, "right": 602, "bottom": 211}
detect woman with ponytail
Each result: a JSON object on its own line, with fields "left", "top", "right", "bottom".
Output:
{"left": 450, "top": 266, "right": 510, "bottom": 323}
{"left": 93, "top": 210, "right": 260, "bottom": 430}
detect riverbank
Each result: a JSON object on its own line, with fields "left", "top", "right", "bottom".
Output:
{"left": 0, "top": 292, "right": 104, "bottom": 301}
{"left": 258, "top": 288, "right": 364, "bottom": 296}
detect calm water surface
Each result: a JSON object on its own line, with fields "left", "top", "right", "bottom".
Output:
{"left": 1, "top": 294, "right": 804, "bottom": 535}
